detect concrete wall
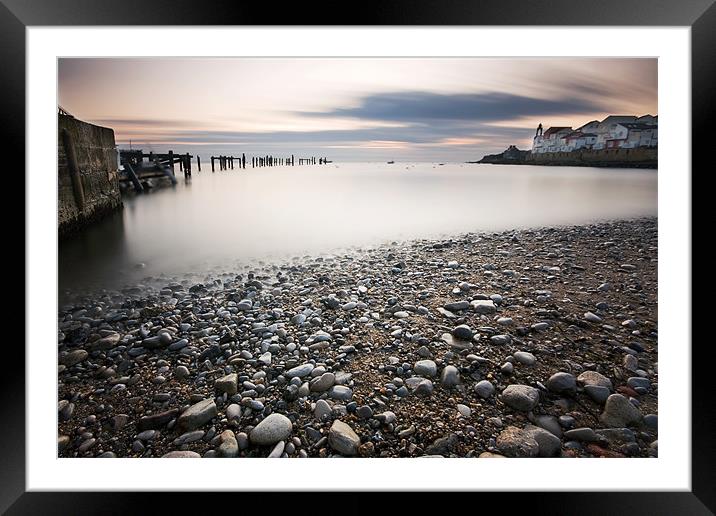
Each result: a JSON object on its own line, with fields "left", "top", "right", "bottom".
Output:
{"left": 526, "top": 147, "right": 657, "bottom": 168}
{"left": 58, "top": 114, "right": 122, "bottom": 237}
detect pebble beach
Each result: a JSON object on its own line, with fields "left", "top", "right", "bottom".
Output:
{"left": 57, "top": 217, "right": 658, "bottom": 459}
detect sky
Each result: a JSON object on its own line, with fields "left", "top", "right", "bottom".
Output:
{"left": 58, "top": 58, "right": 657, "bottom": 162}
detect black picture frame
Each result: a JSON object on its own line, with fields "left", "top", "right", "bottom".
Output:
{"left": 4, "top": 0, "right": 711, "bottom": 513}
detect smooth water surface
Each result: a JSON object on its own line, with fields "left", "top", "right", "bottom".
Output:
{"left": 59, "top": 162, "right": 657, "bottom": 298}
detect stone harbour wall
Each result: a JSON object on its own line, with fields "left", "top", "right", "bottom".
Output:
{"left": 58, "top": 114, "right": 122, "bottom": 238}
{"left": 525, "top": 147, "right": 657, "bottom": 168}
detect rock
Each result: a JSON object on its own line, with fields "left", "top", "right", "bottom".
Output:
{"left": 369, "top": 413, "right": 393, "bottom": 428}
{"left": 424, "top": 433, "right": 458, "bottom": 456}
{"left": 500, "top": 362, "right": 514, "bottom": 375}
{"left": 414, "top": 360, "right": 437, "bottom": 377}
{"left": 531, "top": 414, "right": 562, "bottom": 438}
{"left": 584, "top": 311, "right": 602, "bottom": 323}
{"left": 577, "top": 371, "right": 613, "bottom": 390}
{"left": 78, "top": 438, "right": 96, "bottom": 454}
{"left": 445, "top": 301, "right": 470, "bottom": 312}
{"left": 595, "top": 428, "right": 636, "bottom": 445}
{"left": 471, "top": 300, "right": 497, "bottom": 314}
{"left": 174, "top": 365, "right": 190, "bottom": 380}
{"left": 59, "top": 349, "right": 88, "bottom": 367}
{"left": 250, "top": 413, "right": 293, "bottom": 445}
{"left": 474, "top": 380, "right": 495, "bottom": 398}
{"left": 310, "top": 372, "right": 335, "bottom": 392}
{"left": 328, "top": 420, "right": 360, "bottom": 455}
{"left": 258, "top": 352, "right": 272, "bottom": 366}
{"left": 58, "top": 400, "right": 74, "bottom": 421}
{"left": 286, "top": 363, "right": 315, "bottom": 378}
{"left": 513, "top": 351, "right": 536, "bottom": 366}
{"left": 523, "top": 424, "right": 561, "bottom": 457}
{"left": 89, "top": 332, "right": 121, "bottom": 351}
{"left": 452, "top": 324, "right": 474, "bottom": 340}
{"left": 599, "top": 394, "right": 642, "bottom": 427}
{"left": 162, "top": 451, "right": 201, "bottom": 458}
{"left": 138, "top": 409, "right": 179, "bottom": 431}
{"left": 217, "top": 430, "right": 238, "bottom": 457}
{"left": 441, "top": 333, "right": 473, "bottom": 351}
{"left": 456, "top": 404, "right": 471, "bottom": 417}
{"left": 226, "top": 404, "right": 241, "bottom": 422}
{"left": 314, "top": 399, "right": 333, "bottom": 421}
{"left": 268, "top": 441, "right": 285, "bottom": 458}
{"left": 623, "top": 354, "right": 639, "bottom": 371}
{"left": 643, "top": 414, "right": 658, "bottom": 430}
{"left": 501, "top": 384, "right": 540, "bottom": 411}
{"left": 491, "top": 334, "right": 511, "bottom": 345}
{"left": 215, "top": 373, "right": 238, "bottom": 395}
{"left": 236, "top": 432, "right": 249, "bottom": 450}
{"left": 585, "top": 385, "right": 610, "bottom": 404}
{"left": 496, "top": 426, "right": 539, "bottom": 458}
{"left": 356, "top": 405, "right": 373, "bottom": 419}
{"left": 237, "top": 299, "right": 252, "bottom": 311}
{"left": 479, "top": 452, "right": 505, "bottom": 458}
{"left": 415, "top": 379, "right": 434, "bottom": 396}
{"left": 177, "top": 399, "right": 218, "bottom": 432}
{"left": 328, "top": 385, "right": 353, "bottom": 401}
{"left": 627, "top": 377, "right": 650, "bottom": 391}
{"left": 440, "top": 365, "right": 460, "bottom": 387}
{"left": 546, "top": 372, "right": 576, "bottom": 393}
{"left": 563, "top": 427, "right": 599, "bottom": 441}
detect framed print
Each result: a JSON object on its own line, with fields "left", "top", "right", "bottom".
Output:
{"left": 5, "top": 0, "right": 713, "bottom": 513}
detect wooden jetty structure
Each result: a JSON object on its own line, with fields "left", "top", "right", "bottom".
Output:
{"left": 119, "top": 149, "right": 194, "bottom": 193}
{"left": 119, "top": 147, "right": 331, "bottom": 192}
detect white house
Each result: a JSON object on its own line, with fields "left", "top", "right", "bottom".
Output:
{"left": 593, "top": 115, "right": 638, "bottom": 149}
{"left": 563, "top": 130, "right": 598, "bottom": 151}
{"left": 531, "top": 115, "right": 658, "bottom": 153}
{"left": 532, "top": 126, "right": 572, "bottom": 153}
{"left": 616, "top": 123, "right": 658, "bottom": 148}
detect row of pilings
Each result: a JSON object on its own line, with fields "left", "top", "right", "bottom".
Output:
{"left": 210, "top": 154, "right": 328, "bottom": 171}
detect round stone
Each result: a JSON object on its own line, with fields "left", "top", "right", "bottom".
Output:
{"left": 546, "top": 372, "right": 576, "bottom": 393}
{"left": 414, "top": 360, "right": 437, "bottom": 377}
{"left": 501, "top": 384, "right": 540, "bottom": 411}
{"left": 249, "top": 413, "right": 293, "bottom": 445}
{"left": 475, "top": 380, "right": 495, "bottom": 398}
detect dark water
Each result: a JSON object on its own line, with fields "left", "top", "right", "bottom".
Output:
{"left": 59, "top": 162, "right": 657, "bottom": 300}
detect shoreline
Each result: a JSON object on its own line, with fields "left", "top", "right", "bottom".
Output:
{"left": 473, "top": 159, "right": 657, "bottom": 169}
{"left": 58, "top": 217, "right": 658, "bottom": 458}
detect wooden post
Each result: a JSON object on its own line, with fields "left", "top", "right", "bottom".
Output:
{"left": 168, "top": 150, "right": 174, "bottom": 173}
{"left": 242, "top": 153, "right": 246, "bottom": 169}
{"left": 123, "top": 162, "right": 144, "bottom": 193}
{"left": 61, "top": 128, "right": 85, "bottom": 211}
{"left": 197, "top": 155, "right": 201, "bottom": 171}
{"left": 211, "top": 156, "right": 215, "bottom": 172}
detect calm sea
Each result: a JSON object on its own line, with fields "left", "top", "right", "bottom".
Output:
{"left": 58, "top": 162, "right": 657, "bottom": 300}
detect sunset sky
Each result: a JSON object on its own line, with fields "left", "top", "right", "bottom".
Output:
{"left": 58, "top": 58, "right": 657, "bottom": 162}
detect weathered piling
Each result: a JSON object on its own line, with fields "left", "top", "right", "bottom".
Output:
{"left": 168, "top": 150, "right": 174, "bottom": 172}
{"left": 197, "top": 156, "right": 201, "bottom": 171}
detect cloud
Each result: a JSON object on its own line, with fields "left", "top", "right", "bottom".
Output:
{"left": 301, "top": 91, "right": 604, "bottom": 123}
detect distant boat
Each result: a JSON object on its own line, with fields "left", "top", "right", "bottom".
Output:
{"left": 387, "top": 160, "right": 395, "bottom": 164}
